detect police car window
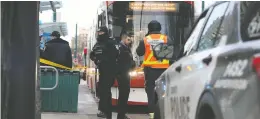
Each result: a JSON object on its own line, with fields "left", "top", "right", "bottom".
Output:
{"left": 240, "top": 1, "right": 260, "bottom": 41}
{"left": 197, "top": 2, "right": 229, "bottom": 52}
{"left": 183, "top": 17, "right": 206, "bottom": 56}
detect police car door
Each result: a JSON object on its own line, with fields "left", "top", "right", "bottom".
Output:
{"left": 167, "top": 2, "right": 230, "bottom": 119}
{"left": 164, "top": 7, "right": 208, "bottom": 119}
{"left": 210, "top": 2, "right": 260, "bottom": 119}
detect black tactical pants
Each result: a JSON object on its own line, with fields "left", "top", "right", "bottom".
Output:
{"left": 144, "top": 67, "right": 166, "bottom": 113}
{"left": 116, "top": 71, "right": 130, "bottom": 119}
{"left": 98, "top": 65, "right": 116, "bottom": 119}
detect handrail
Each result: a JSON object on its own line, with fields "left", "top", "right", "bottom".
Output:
{"left": 40, "top": 66, "right": 59, "bottom": 90}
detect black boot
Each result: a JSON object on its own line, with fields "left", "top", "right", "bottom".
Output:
{"left": 117, "top": 114, "right": 130, "bottom": 119}
{"left": 97, "top": 111, "right": 106, "bottom": 118}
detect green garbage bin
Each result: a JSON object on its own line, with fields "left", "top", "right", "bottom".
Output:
{"left": 40, "top": 68, "right": 80, "bottom": 113}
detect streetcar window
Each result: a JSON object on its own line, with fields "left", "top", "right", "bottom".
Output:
{"left": 98, "top": 15, "right": 102, "bottom": 28}
{"left": 128, "top": 2, "right": 184, "bottom": 62}
{"left": 110, "top": 1, "right": 194, "bottom": 64}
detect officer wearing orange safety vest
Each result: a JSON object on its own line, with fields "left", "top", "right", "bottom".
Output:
{"left": 136, "top": 20, "right": 172, "bottom": 119}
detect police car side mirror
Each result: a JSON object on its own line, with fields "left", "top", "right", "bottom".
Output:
{"left": 152, "top": 43, "right": 174, "bottom": 61}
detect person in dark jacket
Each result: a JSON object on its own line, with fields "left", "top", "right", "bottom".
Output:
{"left": 40, "top": 31, "right": 72, "bottom": 69}
{"left": 116, "top": 31, "right": 135, "bottom": 119}
{"left": 90, "top": 26, "right": 119, "bottom": 119}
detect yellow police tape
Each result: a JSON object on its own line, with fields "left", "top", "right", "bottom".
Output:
{"left": 40, "top": 58, "right": 145, "bottom": 75}
{"left": 86, "top": 67, "right": 144, "bottom": 75}
{"left": 40, "top": 58, "right": 89, "bottom": 71}
{"left": 40, "top": 58, "right": 72, "bottom": 70}
{"left": 72, "top": 66, "right": 88, "bottom": 70}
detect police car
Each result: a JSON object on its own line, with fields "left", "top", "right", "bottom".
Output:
{"left": 154, "top": 1, "right": 260, "bottom": 119}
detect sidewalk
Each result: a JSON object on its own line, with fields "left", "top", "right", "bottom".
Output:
{"left": 42, "top": 81, "right": 148, "bottom": 119}
{"left": 42, "top": 81, "right": 100, "bottom": 119}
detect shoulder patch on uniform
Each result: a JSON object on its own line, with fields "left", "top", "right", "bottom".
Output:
{"left": 115, "top": 44, "right": 120, "bottom": 50}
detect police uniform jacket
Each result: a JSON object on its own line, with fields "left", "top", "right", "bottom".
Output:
{"left": 117, "top": 42, "right": 135, "bottom": 74}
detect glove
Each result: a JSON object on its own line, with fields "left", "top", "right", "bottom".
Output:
{"left": 130, "top": 60, "right": 136, "bottom": 70}
{"left": 90, "top": 51, "right": 96, "bottom": 61}
{"left": 94, "top": 60, "right": 101, "bottom": 66}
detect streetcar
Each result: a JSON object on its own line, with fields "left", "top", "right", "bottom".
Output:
{"left": 86, "top": 1, "right": 195, "bottom": 106}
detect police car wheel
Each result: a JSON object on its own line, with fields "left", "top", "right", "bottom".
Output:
{"left": 195, "top": 92, "right": 223, "bottom": 119}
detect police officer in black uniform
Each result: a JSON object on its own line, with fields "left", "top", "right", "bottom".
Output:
{"left": 41, "top": 31, "right": 72, "bottom": 69}
{"left": 90, "top": 26, "right": 119, "bottom": 119}
{"left": 116, "top": 31, "right": 135, "bottom": 119}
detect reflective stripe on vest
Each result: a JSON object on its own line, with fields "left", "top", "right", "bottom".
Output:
{"left": 142, "top": 34, "right": 169, "bottom": 69}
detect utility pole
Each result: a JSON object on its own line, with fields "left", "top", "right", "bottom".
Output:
{"left": 202, "top": 1, "right": 205, "bottom": 11}
{"left": 53, "top": 12, "right": 56, "bottom": 22}
{"left": 84, "top": 48, "right": 87, "bottom": 67}
{"left": 50, "top": 1, "right": 56, "bottom": 22}
{"left": 74, "top": 23, "right": 78, "bottom": 60}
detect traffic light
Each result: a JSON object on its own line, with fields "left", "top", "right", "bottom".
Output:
{"left": 83, "top": 48, "right": 87, "bottom": 67}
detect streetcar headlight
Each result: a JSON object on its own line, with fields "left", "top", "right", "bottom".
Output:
{"left": 129, "top": 71, "right": 137, "bottom": 77}
{"left": 129, "top": 71, "right": 144, "bottom": 77}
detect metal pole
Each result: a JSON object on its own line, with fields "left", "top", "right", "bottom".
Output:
{"left": 53, "top": 12, "right": 56, "bottom": 22}
{"left": 84, "top": 48, "right": 87, "bottom": 67}
{"left": 84, "top": 54, "right": 87, "bottom": 67}
{"left": 202, "top": 1, "right": 205, "bottom": 11}
{"left": 74, "top": 23, "right": 78, "bottom": 60}
{"left": 50, "top": 1, "right": 56, "bottom": 22}
{"left": 0, "top": 2, "right": 2, "bottom": 119}
{"left": 2, "top": 2, "right": 38, "bottom": 119}
{"left": 105, "top": 2, "right": 108, "bottom": 27}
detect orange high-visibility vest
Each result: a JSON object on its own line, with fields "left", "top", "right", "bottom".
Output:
{"left": 142, "top": 34, "right": 169, "bottom": 69}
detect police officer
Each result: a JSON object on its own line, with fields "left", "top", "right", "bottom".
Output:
{"left": 136, "top": 20, "right": 170, "bottom": 119}
{"left": 90, "top": 26, "right": 119, "bottom": 119}
{"left": 41, "top": 31, "right": 72, "bottom": 69}
{"left": 116, "top": 32, "right": 135, "bottom": 119}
